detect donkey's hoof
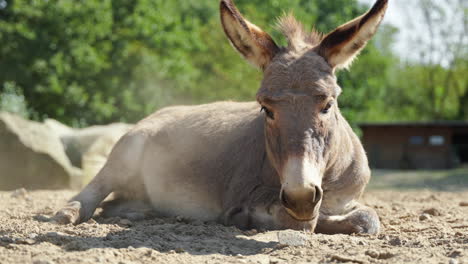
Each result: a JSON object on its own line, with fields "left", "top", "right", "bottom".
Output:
{"left": 349, "top": 210, "right": 380, "bottom": 235}
{"left": 52, "top": 201, "right": 82, "bottom": 225}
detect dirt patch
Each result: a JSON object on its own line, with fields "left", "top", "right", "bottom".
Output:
{"left": 0, "top": 190, "right": 467, "bottom": 264}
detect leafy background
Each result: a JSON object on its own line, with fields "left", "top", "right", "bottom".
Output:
{"left": 0, "top": 0, "right": 466, "bottom": 127}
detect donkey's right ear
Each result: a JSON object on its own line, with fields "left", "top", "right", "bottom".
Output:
{"left": 220, "top": 0, "right": 280, "bottom": 70}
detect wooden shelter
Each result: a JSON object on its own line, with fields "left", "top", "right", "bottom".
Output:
{"left": 359, "top": 122, "right": 468, "bottom": 169}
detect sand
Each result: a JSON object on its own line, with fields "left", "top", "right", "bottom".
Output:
{"left": 0, "top": 189, "right": 467, "bottom": 264}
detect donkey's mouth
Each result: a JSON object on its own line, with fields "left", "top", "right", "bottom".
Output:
{"left": 285, "top": 208, "right": 318, "bottom": 222}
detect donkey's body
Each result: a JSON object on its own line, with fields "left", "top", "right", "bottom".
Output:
{"left": 54, "top": 0, "right": 388, "bottom": 234}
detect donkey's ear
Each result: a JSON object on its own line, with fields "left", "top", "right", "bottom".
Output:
{"left": 317, "top": 0, "right": 388, "bottom": 70}
{"left": 220, "top": 0, "right": 280, "bottom": 70}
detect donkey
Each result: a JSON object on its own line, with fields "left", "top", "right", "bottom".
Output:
{"left": 54, "top": 0, "right": 388, "bottom": 234}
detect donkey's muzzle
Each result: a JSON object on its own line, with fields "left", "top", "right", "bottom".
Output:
{"left": 280, "top": 184, "right": 323, "bottom": 221}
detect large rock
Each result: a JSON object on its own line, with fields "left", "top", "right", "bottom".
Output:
{"left": 0, "top": 112, "right": 132, "bottom": 189}
{"left": 81, "top": 126, "right": 132, "bottom": 185}
{"left": 44, "top": 118, "right": 74, "bottom": 138}
{"left": 0, "top": 112, "right": 75, "bottom": 190}
{"left": 44, "top": 120, "right": 132, "bottom": 187}
{"left": 58, "top": 123, "right": 132, "bottom": 169}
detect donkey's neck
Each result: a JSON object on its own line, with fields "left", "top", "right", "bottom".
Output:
{"left": 322, "top": 110, "right": 369, "bottom": 190}
{"left": 218, "top": 108, "right": 275, "bottom": 209}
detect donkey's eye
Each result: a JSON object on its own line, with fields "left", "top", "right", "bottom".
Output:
{"left": 321, "top": 102, "right": 333, "bottom": 114}
{"left": 261, "top": 106, "right": 274, "bottom": 120}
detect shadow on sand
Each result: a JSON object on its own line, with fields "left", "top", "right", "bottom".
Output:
{"left": 29, "top": 216, "right": 279, "bottom": 256}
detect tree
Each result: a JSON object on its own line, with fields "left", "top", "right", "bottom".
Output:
{"left": 393, "top": 0, "right": 468, "bottom": 120}
{"left": 0, "top": 0, "right": 396, "bottom": 126}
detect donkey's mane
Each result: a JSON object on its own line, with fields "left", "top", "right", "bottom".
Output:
{"left": 276, "top": 14, "right": 323, "bottom": 50}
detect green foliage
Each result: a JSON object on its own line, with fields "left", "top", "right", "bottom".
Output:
{"left": 0, "top": 0, "right": 466, "bottom": 126}
{"left": 380, "top": 0, "right": 468, "bottom": 122}
{"left": 384, "top": 58, "right": 468, "bottom": 121}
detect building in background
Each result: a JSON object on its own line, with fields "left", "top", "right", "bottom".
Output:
{"left": 359, "top": 122, "right": 468, "bottom": 169}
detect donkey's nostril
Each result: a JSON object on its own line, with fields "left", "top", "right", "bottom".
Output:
{"left": 313, "top": 185, "right": 323, "bottom": 204}
{"left": 280, "top": 190, "right": 292, "bottom": 209}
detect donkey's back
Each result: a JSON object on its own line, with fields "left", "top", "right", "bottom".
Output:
{"left": 126, "top": 101, "right": 263, "bottom": 220}
{"left": 55, "top": 101, "right": 265, "bottom": 223}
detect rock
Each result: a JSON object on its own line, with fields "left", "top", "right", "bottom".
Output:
{"left": 365, "top": 250, "right": 395, "bottom": 260}
{"left": 0, "top": 112, "right": 74, "bottom": 190}
{"left": 61, "top": 123, "right": 132, "bottom": 168}
{"left": 73, "top": 123, "right": 132, "bottom": 186}
{"left": 0, "top": 112, "right": 131, "bottom": 189}
{"left": 46, "top": 231, "right": 67, "bottom": 237}
{"left": 44, "top": 118, "right": 74, "bottom": 138}
{"left": 448, "top": 249, "right": 462, "bottom": 258}
{"left": 419, "top": 213, "right": 431, "bottom": 221}
{"left": 459, "top": 202, "right": 468, "bottom": 207}
{"left": 449, "top": 259, "right": 458, "bottom": 264}
{"left": 11, "top": 188, "right": 28, "bottom": 198}
{"left": 46, "top": 118, "right": 132, "bottom": 188}
{"left": 365, "top": 250, "right": 380, "bottom": 258}
{"left": 377, "top": 252, "right": 395, "bottom": 260}
{"left": 119, "top": 219, "right": 132, "bottom": 226}
{"left": 378, "top": 234, "right": 390, "bottom": 241}
{"left": 389, "top": 237, "right": 402, "bottom": 246}
{"left": 277, "top": 230, "right": 309, "bottom": 247}
{"left": 423, "top": 208, "right": 442, "bottom": 216}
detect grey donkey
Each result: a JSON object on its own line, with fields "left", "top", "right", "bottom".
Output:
{"left": 54, "top": 0, "right": 388, "bottom": 234}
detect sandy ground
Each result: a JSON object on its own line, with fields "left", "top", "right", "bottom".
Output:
{"left": 0, "top": 189, "right": 467, "bottom": 264}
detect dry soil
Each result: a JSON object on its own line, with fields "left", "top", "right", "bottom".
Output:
{"left": 0, "top": 189, "right": 467, "bottom": 264}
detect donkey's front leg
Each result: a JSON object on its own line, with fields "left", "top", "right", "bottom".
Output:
{"left": 315, "top": 201, "right": 380, "bottom": 235}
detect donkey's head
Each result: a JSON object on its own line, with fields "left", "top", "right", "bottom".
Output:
{"left": 220, "top": 0, "right": 388, "bottom": 221}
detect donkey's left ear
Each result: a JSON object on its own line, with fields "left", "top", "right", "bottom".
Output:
{"left": 317, "top": 0, "right": 388, "bottom": 70}
{"left": 220, "top": 0, "right": 280, "bottom": 70}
